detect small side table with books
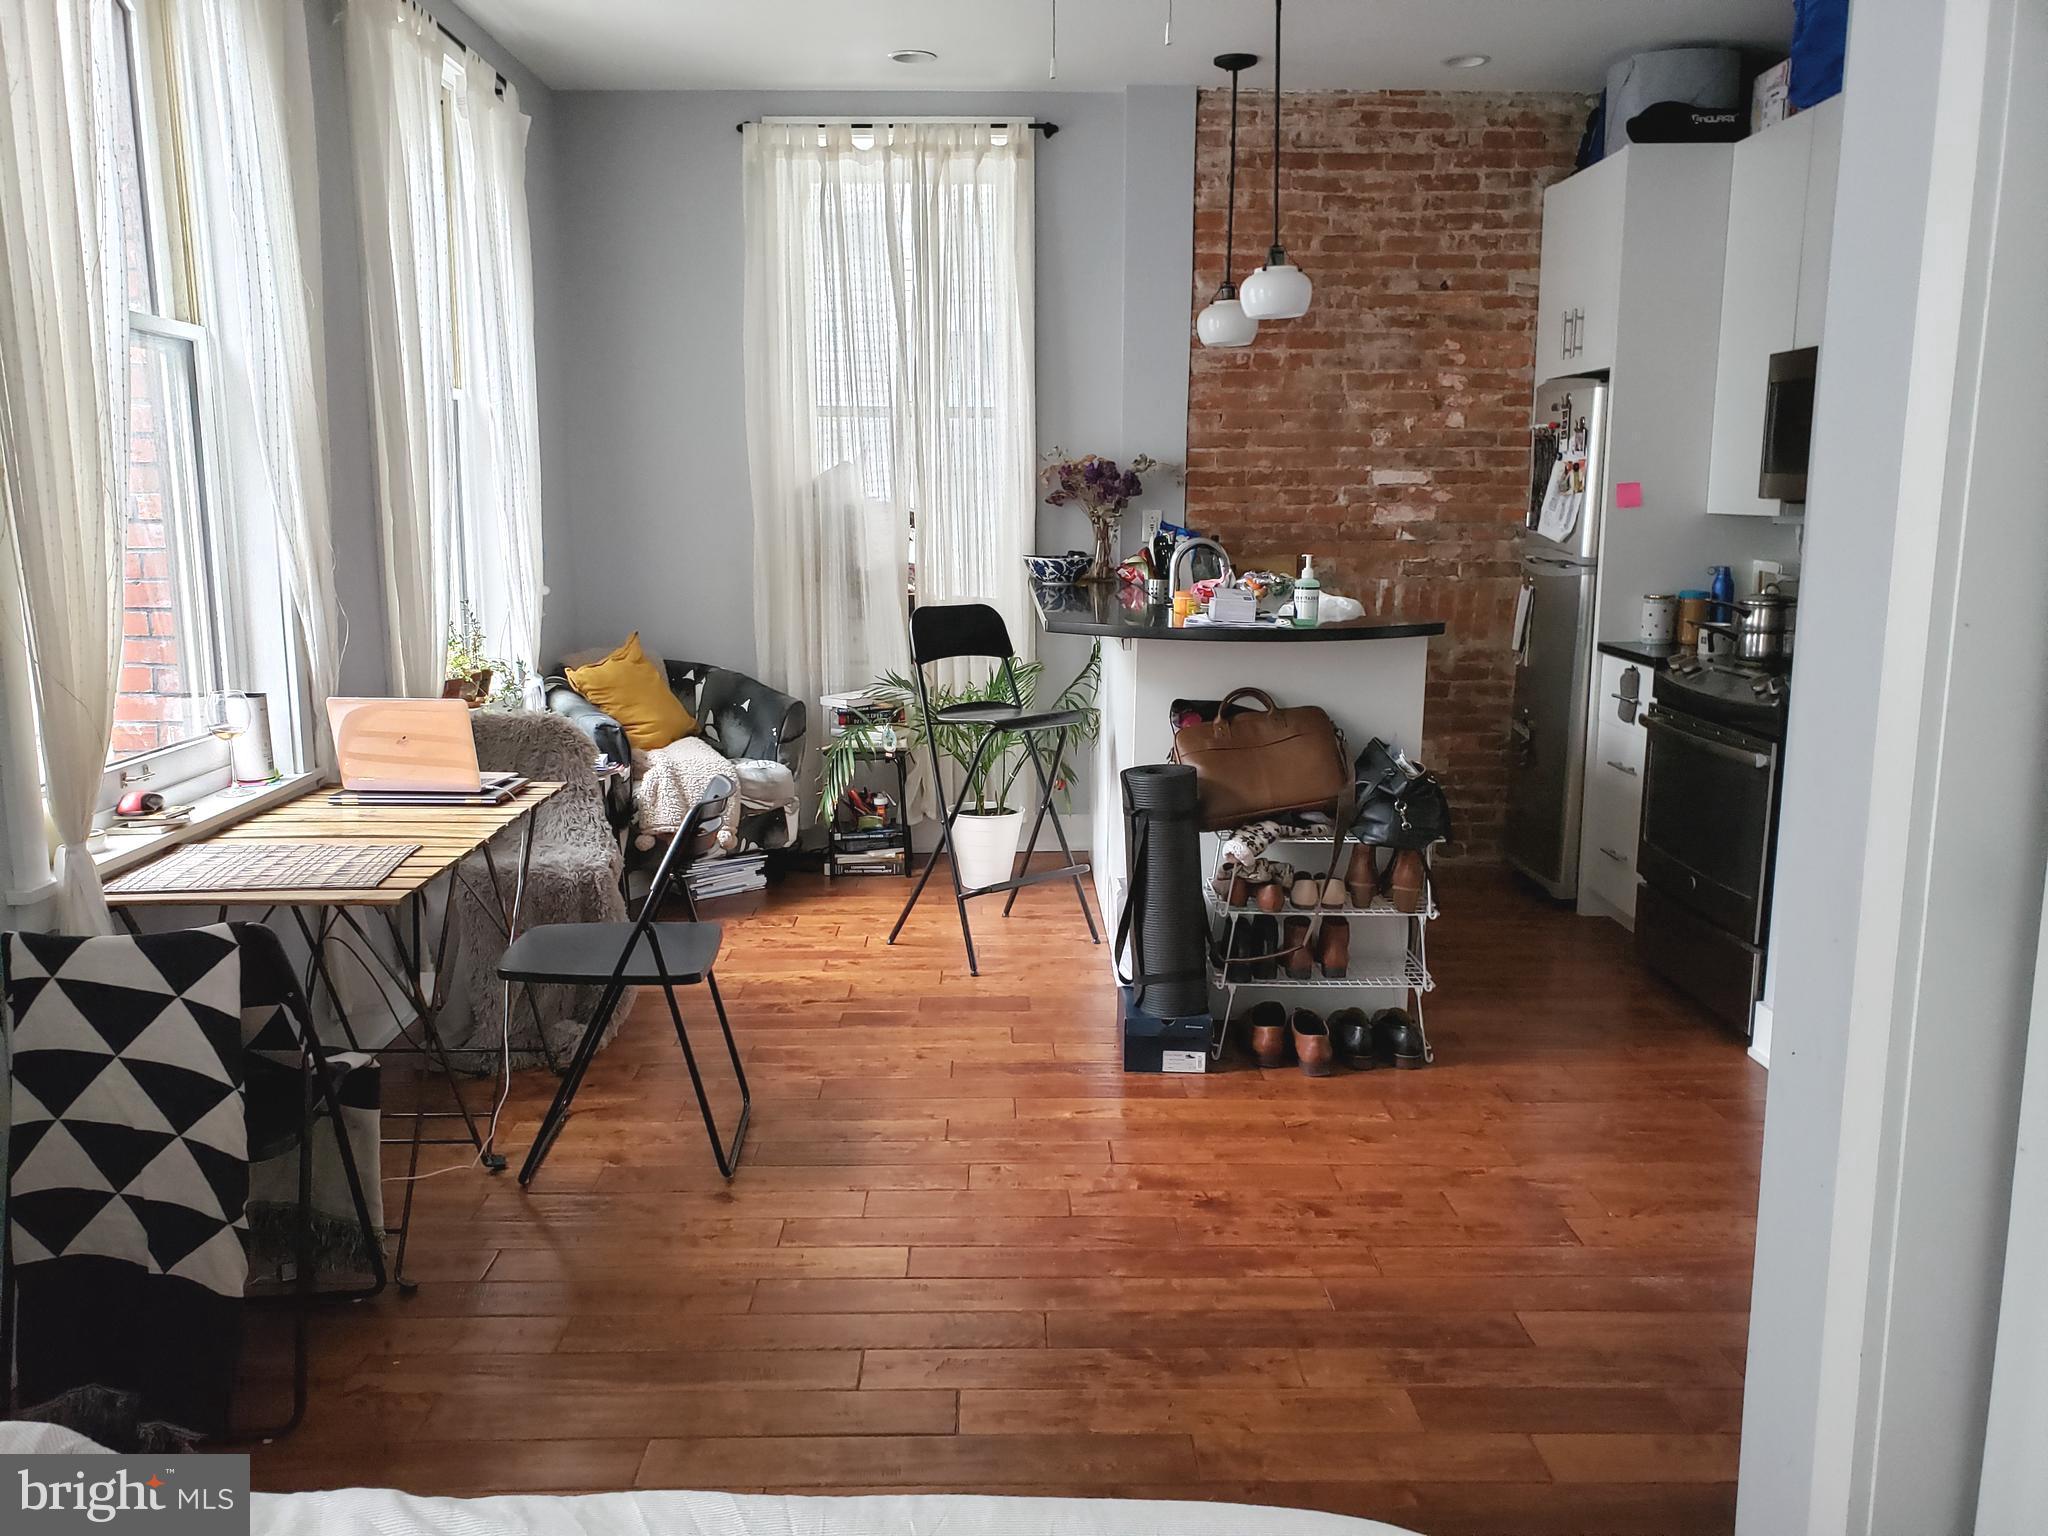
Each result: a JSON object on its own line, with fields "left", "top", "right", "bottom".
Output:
{"left": 828, "top": 745, "right": 911, "bottom": 878}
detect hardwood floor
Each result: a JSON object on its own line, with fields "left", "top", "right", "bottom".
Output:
{"left": 245, "top": 865, "right": 1764, "bottom": 1536}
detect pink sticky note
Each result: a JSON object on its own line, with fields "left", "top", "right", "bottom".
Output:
{"left": 1615, "top": 481, "right": 1644, "bottom": 509}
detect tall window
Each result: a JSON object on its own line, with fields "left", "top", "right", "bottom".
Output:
{"left": 100, "top": 0, "right": 296, "bottom": 772}
{"left": 343, "top": 5, "right": 543, "bottom": 698}
{"left": 741, "top": 121, "right": 1036, "bottom": 778}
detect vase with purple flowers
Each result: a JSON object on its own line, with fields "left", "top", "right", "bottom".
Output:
{"left": 1040, "top": 450, "right": 1160, "bottom": 584}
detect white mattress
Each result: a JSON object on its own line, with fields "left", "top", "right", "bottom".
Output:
{"left": 0, "top": 1423, "right": 1417, "bottom": 1536}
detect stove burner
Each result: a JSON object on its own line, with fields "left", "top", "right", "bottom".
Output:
{"left": 1654, "top": 654, "right": 1792, "bottom": 741}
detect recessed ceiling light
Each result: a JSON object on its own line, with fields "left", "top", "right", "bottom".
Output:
{"left": 1443, "top": 53, "right": 1491, "bottom": 69}
{"left": 888, "top": 48, "right": 938, "bottom": 65}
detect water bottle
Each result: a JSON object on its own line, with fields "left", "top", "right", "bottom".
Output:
{"left": 1709, "top": 565, "right": 1735, "bottom": 624}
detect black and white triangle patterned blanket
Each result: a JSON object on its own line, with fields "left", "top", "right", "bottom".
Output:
{"left": 3, "top": 925, "right": 248, "bottom": 1438}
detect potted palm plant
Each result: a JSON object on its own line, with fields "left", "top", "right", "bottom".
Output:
{"left": 820, "top": 643, "right": 1101, "bottom": 890}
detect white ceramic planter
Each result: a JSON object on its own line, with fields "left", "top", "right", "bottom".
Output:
{"left": 950, "top": 808, "right": 1024, "bottom": 891}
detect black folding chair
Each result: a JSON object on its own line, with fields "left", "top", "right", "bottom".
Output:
{"left": 503, "top": 775, "right": 749, "bottom": 1184}
{"left": 886, "top": 602, "right": 1101, "bottom": 975}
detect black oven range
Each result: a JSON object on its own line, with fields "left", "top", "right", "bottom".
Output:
{"left": 1633, "top": 653, "right": 1790, "bottom": 1034}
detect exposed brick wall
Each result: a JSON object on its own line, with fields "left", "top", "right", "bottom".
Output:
{"left": 111, "top": 361, "right": 187, "bottom": 760}
{"left": 1187, "top": 90, "right": 1583, "bottom": 860}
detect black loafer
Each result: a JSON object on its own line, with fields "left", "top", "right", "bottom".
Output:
{"left": 1371, "top": 1008, "right": 1428, "bottom": 1069}
{"left": 1328, "top": 1007, "right": 1374, "bottom": 1068}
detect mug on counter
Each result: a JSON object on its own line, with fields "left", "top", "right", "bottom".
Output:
{"left": 1639, "top": 593, "right": 1678, "bottom": 644}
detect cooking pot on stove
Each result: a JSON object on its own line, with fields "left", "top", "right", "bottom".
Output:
{"left": 1699, "top": 588, "right": 1796, "bottom": 663}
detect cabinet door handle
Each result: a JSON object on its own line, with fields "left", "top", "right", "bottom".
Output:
{"left": 1599, "top": 845, "right": 1629, "bottom": 862}
{"left": 1604, "top": 758, "right": 1639, "bottom": 777}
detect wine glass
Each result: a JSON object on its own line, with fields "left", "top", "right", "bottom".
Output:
{"left": 203, "top": 691, "right": 247, "bottom": 792}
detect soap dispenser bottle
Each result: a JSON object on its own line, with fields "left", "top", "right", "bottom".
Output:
{"left": 1293, "top": 556, "right": 1321, "bottom": 628}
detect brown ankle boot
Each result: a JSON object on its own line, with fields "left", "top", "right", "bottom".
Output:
{"left": 1388, "top": 849, "right": 1427, "bottom": 913}
{"left": 1281, "top": 916, "right": 1314, "bottom": 978}
{"left": 1314, "top": 918, "right": 1350, "bottom": 979}
{"left": 1345, "top": 844, "right": 1381, "bottom": 908}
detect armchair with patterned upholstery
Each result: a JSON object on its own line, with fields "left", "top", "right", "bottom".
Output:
{"left": 545, "top": 658, "right": 807, "bottom": 864}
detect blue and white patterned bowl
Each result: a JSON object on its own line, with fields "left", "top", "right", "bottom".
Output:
{"left": 1024, "top": 552, "right": 1091, "bottom": 587}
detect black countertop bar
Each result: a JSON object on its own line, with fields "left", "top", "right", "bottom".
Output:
{"left": 1597, "top": 637, "right": 1685, "bottom": 669}
{"left": 1032, "top": 585, "right": 1446, "bottom": 643}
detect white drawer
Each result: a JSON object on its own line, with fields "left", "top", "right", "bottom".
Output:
{"left": 1579, "top": 755, "right": 1644, "bottom": 922}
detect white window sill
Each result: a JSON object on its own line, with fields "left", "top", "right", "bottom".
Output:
{"left": 93, "top": 772, "right": 322, "bottom": 880}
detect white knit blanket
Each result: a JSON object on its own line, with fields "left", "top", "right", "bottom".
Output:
{"left": 632, "top": 735, "right": 744, "bottom": 849}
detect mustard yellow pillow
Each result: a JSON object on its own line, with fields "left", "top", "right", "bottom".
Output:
{"left": 566, "top": 633, "right": 696, "bottom": 752}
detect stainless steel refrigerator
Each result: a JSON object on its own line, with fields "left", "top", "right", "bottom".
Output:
{"left": 1505, "top": 376, "right": 1609, "bottom": 898}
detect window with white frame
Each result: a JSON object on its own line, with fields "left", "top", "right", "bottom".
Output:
{"left": 95, "top": 0, "right": 302, "bottom": 795}
{"left": 436, "top": 51, "right": 531, "bottom": 688}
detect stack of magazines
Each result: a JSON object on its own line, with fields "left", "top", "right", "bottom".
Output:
{"left": 685, "top": 851, "right": 767, "bottom": 903}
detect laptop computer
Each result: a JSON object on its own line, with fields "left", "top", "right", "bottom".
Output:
{"left": 327, "top": 697, "right": 490, "bottom": 795}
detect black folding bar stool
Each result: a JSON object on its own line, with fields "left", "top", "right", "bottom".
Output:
{"left": 502, "top": 775, "right": 750, "bottom": 1183}
{"left": 886, "top": 602, "right": 1101, "bottom": 974}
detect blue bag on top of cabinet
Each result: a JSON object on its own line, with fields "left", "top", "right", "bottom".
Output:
{"left": 1791, "top": 0, "right": 1848, "bottom": 108}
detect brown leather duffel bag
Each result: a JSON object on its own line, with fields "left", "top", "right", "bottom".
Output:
{"left": 1168, "top": 687, "right": 1351, "bottom": 832}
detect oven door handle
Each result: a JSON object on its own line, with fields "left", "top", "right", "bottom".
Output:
{"left": 1642, "top": 708, "right": 1771, "bottom": 769}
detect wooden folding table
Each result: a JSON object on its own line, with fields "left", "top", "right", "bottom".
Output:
{"left": 105, "top": 780, "right": 563, "bottom": 1289}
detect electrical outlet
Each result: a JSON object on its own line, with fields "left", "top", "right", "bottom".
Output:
{"left": 1751, "top": 559, "right": 1785, "bottom": 594}
{"left": 1140, "top": 511, "right": 1163, "bottom": 546}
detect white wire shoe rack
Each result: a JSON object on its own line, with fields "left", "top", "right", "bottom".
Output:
{"left": 1203, "top": 830, "right": 1437, "bottom": 1065}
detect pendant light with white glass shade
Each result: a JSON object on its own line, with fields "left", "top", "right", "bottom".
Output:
{"left": 1196, "top": 53, "right": 1261, "bottom": 349}
{"left": 1239, "top": 0, "right": 1313, "bottom": 321}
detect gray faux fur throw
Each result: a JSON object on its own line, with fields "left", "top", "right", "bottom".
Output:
{"left": 442, "top": 709, "right": 627, "bottom": 1069}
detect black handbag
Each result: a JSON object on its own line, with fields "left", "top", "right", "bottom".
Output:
{"left": 1351, "top": 738, "right": 1452, "bottom": 850}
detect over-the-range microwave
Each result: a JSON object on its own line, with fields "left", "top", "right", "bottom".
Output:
{"left": 1759, "top": 345, "right": 1818, "bottom": 503}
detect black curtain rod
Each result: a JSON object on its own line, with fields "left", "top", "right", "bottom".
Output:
{"left": 416, "top": 6, "right": 507, "bottom": 95}
{"left": 734, "top": 119, "right": 1059, "bottom": 137}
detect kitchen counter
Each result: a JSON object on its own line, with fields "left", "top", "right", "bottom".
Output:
{"left": 1034, "top": 585, "right": 1447, "bottom": 643}
{"left": 1597, "top": 636, "right": 1685, "bottom": 670}
{"left": 1042, "top": 586, "right": 1438, "bottom": 1020}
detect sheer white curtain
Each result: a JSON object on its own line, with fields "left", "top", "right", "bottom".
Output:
{"left": 0, "top": 0, "right": 128, "bottom": 932}
{"left": 174, "top": 0, "right": 344, "bottom": 755}
{"left": 345, "top": 0, "right": 454, "bottom": 696}
{"left": 743, "top": 121, "right": 1037, "bottom": 792}
{"left": 893, "top": 126, "right": 1036, "bottom": 660}
{"left": 450, "top": 71, "right": 544, "bottom": 680}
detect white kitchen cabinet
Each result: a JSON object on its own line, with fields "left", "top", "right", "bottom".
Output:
{"left": 1578, "top": 653, "right": 1649, "bottom": 926}
{"left": 1534, "top": 152, "right": 1626, "bottom": 379}
{"left": 1794, "top": 98, "right": 1844, "bottom": 348}
{"left": 1705, "top": 97, "right": 1847, "bottom": 515}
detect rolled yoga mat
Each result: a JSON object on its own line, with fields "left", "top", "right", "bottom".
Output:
{"left": 1116, "top": 763, "right": 1211, "bottom": 1021}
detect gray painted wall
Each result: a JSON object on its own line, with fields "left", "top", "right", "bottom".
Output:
{"left": 303, "top": 0, "right": 572, "bottom": 695}
{"left": 549, "top": 87, "right": 1197, "bottom": 777}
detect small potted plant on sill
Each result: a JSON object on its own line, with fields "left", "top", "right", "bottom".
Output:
{"left": 820, "top": 643, "right": 1102, "bottom": 890}
{"left": 442, "top": 601, "right": 499, "bottom": 707}
{"left": 1041, "top": 450, "right": 1158, "bottom": 585}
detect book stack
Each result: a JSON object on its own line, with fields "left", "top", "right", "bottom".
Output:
{"left": 832, "top": 848, "right": 906, "bottom": 877}
{"left": 821, "top": 688, "right": 906, "bottom": 738}
{"left": 685, "top": 851, "right": 768, "bottom": 903}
